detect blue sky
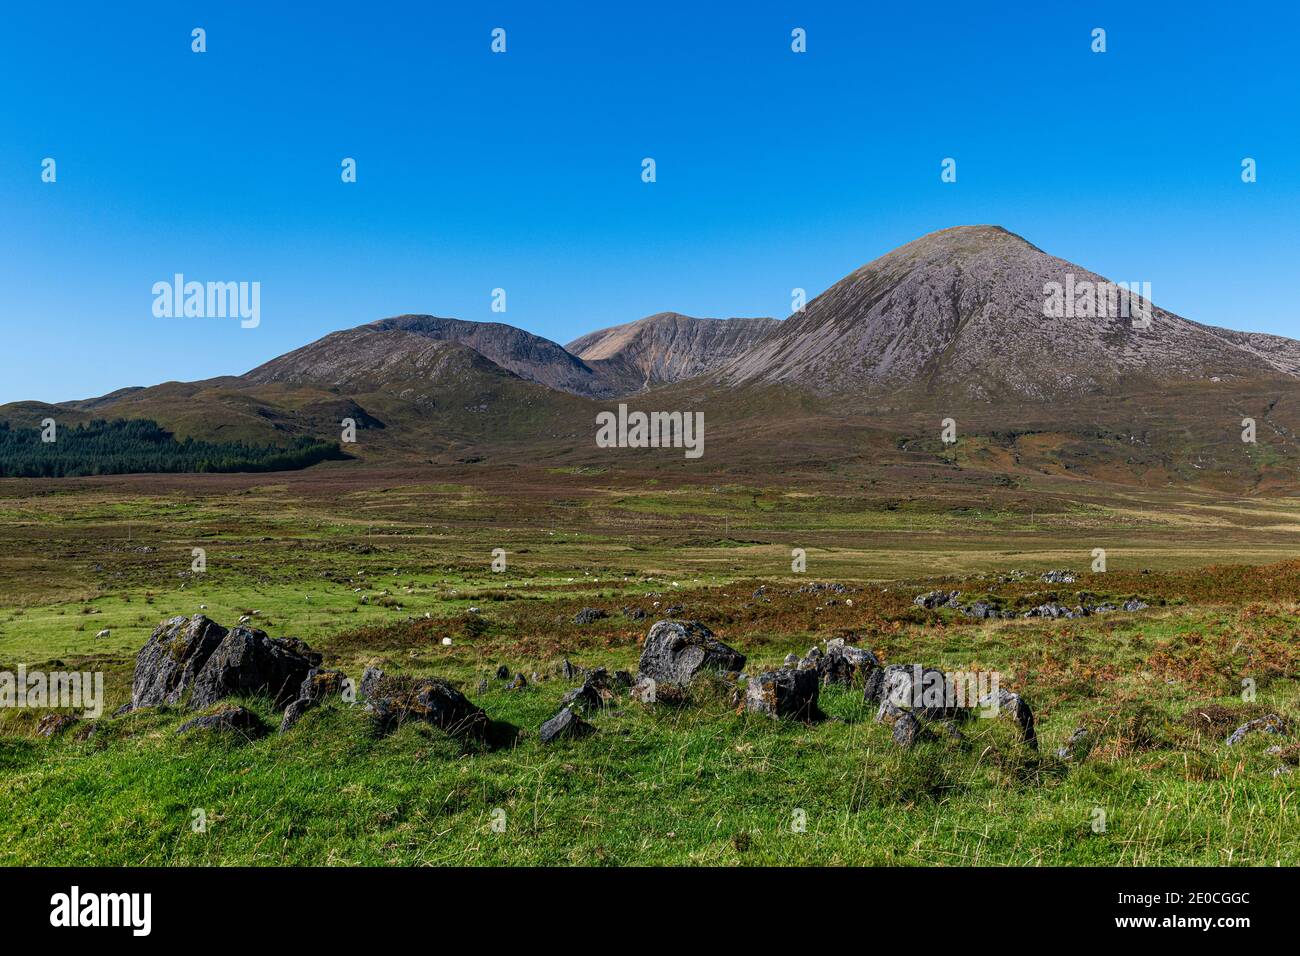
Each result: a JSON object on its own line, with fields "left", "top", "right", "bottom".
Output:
{"left": 2, "top": 1, "right": 1297, "bottom": 404}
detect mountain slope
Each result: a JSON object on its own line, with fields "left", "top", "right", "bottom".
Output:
{"left": 716, "top": 225, "right": 1300, "bottom": 401}
{"left": 246, "top": 314, "right": 619, "bottom": 398}
{"left": 566, "top": 312, "right": 777, "bottom": 393}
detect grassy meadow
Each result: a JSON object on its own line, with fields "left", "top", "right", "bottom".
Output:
{"left": 0, "top": 463, "right": 1298, "bottom": 865}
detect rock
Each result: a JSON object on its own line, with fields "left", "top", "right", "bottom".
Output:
{"left": 867, "top": 664, "right": 956, "bottom": 720}
{"left": 913, "top": 590, "right": 960, "bottom": 609}
{"left": 1057, "top": 726, "right": 1091, "bottom": 761}
{"left": 1123, "top": 599, "right": 1149, "bottom": 612}
{"left": 131, "top": 614, "right": 320, "bottom": 712}
{"left": 978, "top": 687, "right": 1038, "bottom": 749}
{"left": 1023, "top": 603, "right": 1062, "bottom": 618}
{"left": 279, "top": 697, "right": 317, "bottom": 733}
{"left": 664, "top": 605, "right": 684, "bottom": 616}
{"left": 365, "top": 674, "right": 488, "bottom": 737}
{"left": 1226, "top": 714, "right": 1286, "bottom": 746}
{"left": 188, "top": 626, "right": 321, "bottom": 710}
{"left": 960, "top": 601, "right": 1001, "bottom": 620}
{"left": 495, "top": 664, "right": 510, "bottom": 680}
{"left": 476, "top": 678, "right": 489, "bottom": 694}
{"left": 1040, "top": 570, "right": 1076, "bottom": 583}
{"left": 298, "top": 667, "right": 348, "bottom": 703}
{"left": 561, "top": 669, "right": 611, "bottom": 713}
{"left": 613, "top": 670, "right": 634, "bottom": 688}
{"left": 630, "top": 677, "right": 658, "bottom": 704}
{"left": 623, "top": 606, "right": 647, "bottom": 621}
{"left": 177, "top": 705, "right": 266, "bottom": 739}
{"left": 359, "top": 666, "right": 384, "bottom": 699}
{"left": 892, "top": 712, "right": 924, "bottom": 747}
{"left": 745, "top": 667, "right": 820, "bottom": 721}
{"left": 573, "top": 607, "right": 607, "bottom": 625}
{"left": 636, "top": 620, "right": 745, "bottom": 687}
{"left": 817, "top": 641, "right": 880, "bottom": 687}
{"left": 36, "top": 713, "right": 79, "bottom": 737}
{"left": 560, "top": 658, "right": 581, "bottom": 681}
{"left": 506, "top": 673, "right": 528, "bottom": 690}
{"left": 131, "top": 614, "right": 228, "bottom": 710}
{"left": 539, "top": 706, "right": 595, "bottom": 744}
{"left": 783, "top": 653, "right": 800, "bottom": 667}
{"left": 799, "top": 582, "right": 849, "bottom": 595}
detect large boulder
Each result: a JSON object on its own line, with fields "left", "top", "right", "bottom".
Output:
{"left": 363, "top": 673, "right": 487, "bottom": 738}
{"left": 132, "top": 615, "right": 321, "bottom": 712}
{"left": 745, "top": 667, "right": 820, "bottom": 721}
{"left": 131, "top": 615, "right": 228, "bottom": 709}
{"left": 637, "top": 620, "right": 745, "bottom": 687}
{"left": 189, "top": 628, "right": 321, "bottom": 710}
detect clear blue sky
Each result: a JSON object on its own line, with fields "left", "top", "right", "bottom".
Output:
{"left": 2, "top": 1, "right": 1297, "bottom": 404}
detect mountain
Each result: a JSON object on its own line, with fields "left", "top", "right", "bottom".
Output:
{"left": 716, "top": 225, "right": 1300, "bottom": 401}
{"left": 6, "top": 225, "right": 1300, "bottom": 487}
{"left": 566, "top": 312, "right": 777, "bottom": 393}
{"left": 245, "top": 314, "right": 619, "bottom": 398}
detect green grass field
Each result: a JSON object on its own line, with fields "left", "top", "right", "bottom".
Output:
{"left": 1, "top": 465, "right": 1297, "bottom": 865}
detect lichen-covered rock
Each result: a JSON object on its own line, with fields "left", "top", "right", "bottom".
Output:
{"left": 36, "top": 713, "right": 79, "bottom": 737}
{"left": 866, "top": 664, "right": 957, "bottom": 720}
{"left": 365, "top": 674, "right": 487, "bottom": 737}
{"left": 132, "top": 614, "right": 321, "bottom": 712}
{"left": 189, "top": 626, "right": 321, "bottom": 710}
{"left": 1226, "top": 714, "right": 1286, "bottom": 746}
{"left": 359, "top": 666, "right": 385, "bottom": 699}
{"left": 573, "top": 607, "right": 607, "bottom": 625}
{"left": 817, "top": 639, "right": 880, "bottom": 687}
{"left": 913, "top": 590, "right": 960, "bottom": 610}
{"left": 131, "top": 614, "right": 228, "bottom": 709}
{"left": 298, "top": 667, "right": 348, "bottom": 703}
{"left": 561, "top": 668, "right": 611, "bottom": 713}
{"left": 892, "top": 712, "right": 924, "bottom": 747}
{"left": 506, "top": 673, "right": 528, "bottom": 691}
{"left": 745, "top": 667, "right": 820, "bottom": 721}
{"left": 539, "top": 706, "right": 594, "bottom": 744}
{"left": 636, "top": 620, "right": 745, "bottom": 687}
{"left": 177, "top": 705, "right": 266, "bottom": 739}
{"left": 279, "top": 697, "right": 317, "bottom": 733}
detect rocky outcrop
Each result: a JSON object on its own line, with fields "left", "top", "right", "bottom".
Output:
{"left": 636, "top": 620, "right": 745, "bottom": 687}
{"left": 131, "top": 615, "right": 228, "bottom": 709}
{"left": 131, "top": 615, "right": 321, "bottom": 712}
